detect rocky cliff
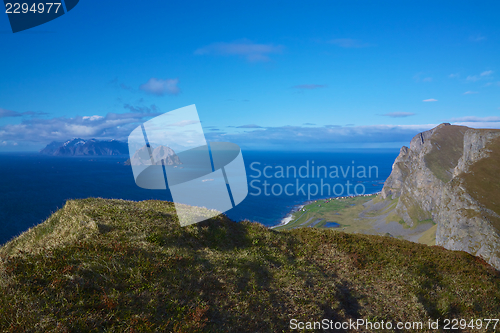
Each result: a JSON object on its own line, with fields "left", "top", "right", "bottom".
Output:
{"left": 381, "top": 123, "right": 500, "bottom": 269}
{"left": 124, "top": 145, "right": 182, "bottom": 166}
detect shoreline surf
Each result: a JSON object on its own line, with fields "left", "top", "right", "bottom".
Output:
{"left": 272, "top": 191, "right": 381, "bottom": 229}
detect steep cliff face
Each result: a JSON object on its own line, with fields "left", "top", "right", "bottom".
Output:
{"left": 381, "top": 123, "right": 500, "bottom": 269}
{"left": 381, "top": 123, "right": 468, "bottom": 226}
{"left": 437, "top": 130, "right": 500, "bottom": 269}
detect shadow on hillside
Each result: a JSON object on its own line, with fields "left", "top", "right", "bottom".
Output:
{"left": 319, "top": 280, "right": 361, "bottom": 332}
{"left": 138, "top": 215, "right": 371, "bottom": 331}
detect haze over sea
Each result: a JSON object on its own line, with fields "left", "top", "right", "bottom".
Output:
{"left": 0, "top": 149, "right": 398, "bottom": 245}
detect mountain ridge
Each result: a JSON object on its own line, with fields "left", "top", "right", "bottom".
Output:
{"left": 40, "top": 138, "right": 129, "bottom": 156}
{"left": 380, "top": 123, "right": 500, "bottom": 269}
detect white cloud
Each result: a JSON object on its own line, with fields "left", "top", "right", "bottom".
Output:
{"left": 82, "top": 115, "right": 104, "bottom": 121}
{"left": 449, "top": 73, "right": 459, "bottom": 78}
{"left": 422, "top": 77, "right": 433, "bottom": 82}
{"left": 167, "top": 120, "right": 200, "bottom": 127}
{"left": 467, "top": 71, "right": 494, "bottom": 82}
{"left": 236, "top": 124, "right": 263, "bottom": 129}
{"left": 448, "top": 116, "right": 500, "bottom": 122}
{"left": 194, "top": 40, "right": 283, "bottom": 62}
{"left": 423, "top": 99, "right": 438, "bottom": 102}
{"left": 463, "top": 91, "right": 478, "bottom": 95}
{"left": 0, "top": 107, "right": 162, "bottom": 144}
{"left": 452, "top": 122, "right": 500, "bottom": 129}
{"left": 447, "top": 116, "right": 500, "bottom": 129}
{"left": 206, "top": 123, "right": 439, "bottom": 149}
{"left": 208, "top": 121, "right": 500, "bottom": 149}
{"left": 139, "top": 78, "right": 180, "bottom": 96}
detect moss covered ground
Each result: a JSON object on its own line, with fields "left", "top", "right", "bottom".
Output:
{"left": 0, "top": 198, "right": 498, "bottom": 332}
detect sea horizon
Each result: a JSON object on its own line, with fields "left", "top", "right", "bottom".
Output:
{"left": 0, "top": 149, "right": 398, "bottom": 245}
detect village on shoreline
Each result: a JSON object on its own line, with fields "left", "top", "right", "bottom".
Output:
{"left": 273, "top": 192, "right": 380, "bottom": 229}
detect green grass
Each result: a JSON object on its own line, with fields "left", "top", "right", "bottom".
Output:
{"left": 274, "top": 195, "right": 375, "bottom": 231}
{"left": 397, "top": 218, "right": 435, "bottom": 231}
{"left": 424, "top": 125, "right": 468, "bottom": 183}
{"left": 356, "top": 196, "right": 398, "bottom": 219}
{"left": 461, "top": 134, "right": 500, "bottom": 231}
{"left": 0, "top": 198, "right": 499, "bottom": 332}
{"left": 418, "top": 224, "right": 437, "bottom": 246}
{"left": 385, "top": 212, "right": 404, "bottom": 224}
{"left": 399, "top": 194, "right": 432, "bottom": 225}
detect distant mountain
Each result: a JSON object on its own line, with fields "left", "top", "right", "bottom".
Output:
{"left": 39, "top": 141, "right": 65, "bottom": 155}
{"left": 40, "top": 138, "right": 129, "bottom": 156}
{"left": 124, "top": 145, "right": 182, "bottom": 166}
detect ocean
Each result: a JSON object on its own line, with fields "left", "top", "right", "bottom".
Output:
{"left": 0, "top": 149, "right": 399, "bottom": 245}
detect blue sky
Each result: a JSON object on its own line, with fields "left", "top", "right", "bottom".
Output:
{"left": 0, "top": 0, "right": 499, "bottom": 151}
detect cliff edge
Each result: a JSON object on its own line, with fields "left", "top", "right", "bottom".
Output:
{"left": 1, "top": 198, "right": 499, "bottom": 331}
{"left": 380, "top": 123, "right": 500, "bottom": 269}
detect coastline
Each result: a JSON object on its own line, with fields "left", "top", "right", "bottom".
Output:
{"left": 271, "top": 201, "right": 313, "bottom": 228}
{"left": 271, "top": 191, "right": 381, "bottom": 229}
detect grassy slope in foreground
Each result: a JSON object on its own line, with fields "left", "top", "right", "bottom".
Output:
{"left": 1, "top": 198, "right": 499, "bottom": 332}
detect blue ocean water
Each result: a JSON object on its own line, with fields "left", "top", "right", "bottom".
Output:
{"left": 0, "top": 149, "right": 399, "bottom": 245}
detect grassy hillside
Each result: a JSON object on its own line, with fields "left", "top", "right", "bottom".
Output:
{"left": 424, "top": 125, "right": 469, "bottom": 183}
{"left": 0, "top": 198, "right": 499, "bottom": 332}
{"left": 277, "top": 195, "right": 437, "bottom": 246}
{"left": 461, "top": 134, "right": 500, "bottom": 231}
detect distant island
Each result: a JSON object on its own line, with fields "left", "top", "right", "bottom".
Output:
{"left": 124, "top": 145, "right": 182, "bottom": 166}
{"left": 40, "top": 138, "right": 128, "bottom": 156}
{"left": 40, "top": 139, "right": 183, "bottom": 166}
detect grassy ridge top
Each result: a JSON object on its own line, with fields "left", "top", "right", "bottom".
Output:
{"left": 424, "top": 125, "right": 469, "bottom": 182}
{"left": 461, "top": 135, "right": 500, "bottom": 230}
{"left": 0, "top": 198, "right": 499, "bottom": 332}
